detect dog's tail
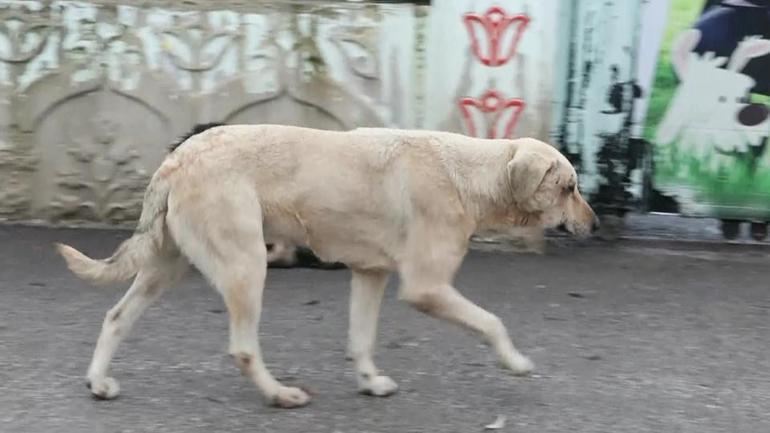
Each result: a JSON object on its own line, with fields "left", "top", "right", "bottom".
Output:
{"left": 56, "top": 170, "right": 172, "bottom": 285}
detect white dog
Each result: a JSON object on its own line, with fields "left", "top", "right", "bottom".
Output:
{"left": 57, "top": 125, "right": 598, "bottom": 408}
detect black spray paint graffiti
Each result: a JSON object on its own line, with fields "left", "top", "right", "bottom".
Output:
{"left": 556, "top": 6, "right": 646, "bottom": 218}
{"left": 591, "top": 63, "right": 645, "bottom": 217}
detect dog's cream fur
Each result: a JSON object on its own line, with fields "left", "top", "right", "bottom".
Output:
{"left": 57, "top": 125, "right": 597, "bottom": 408}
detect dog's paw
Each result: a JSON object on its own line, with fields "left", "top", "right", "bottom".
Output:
{"left": 87, "top": 376, "right": 120, "bottom": 400}
{"left": 503, "top": 354, "right": 534, "bottom": 376}
{"left": 359, "top": 375, "right": 399, "bottom": 397}
{"left": 272, "top": 386, "right": 311, "bottom": 409}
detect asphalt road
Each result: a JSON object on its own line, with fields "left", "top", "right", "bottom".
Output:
{"left": 1, "top": 225, "right": 769, "bottom": 433}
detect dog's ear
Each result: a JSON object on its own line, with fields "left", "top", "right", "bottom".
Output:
{"left": 507, "top": 150, "right": 557, "bottom": 208}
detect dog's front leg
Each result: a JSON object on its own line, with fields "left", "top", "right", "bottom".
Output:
{"left": 399, "top": 253, "right": 533, "bottom": 376}
{"left": 348, "top": 269, "right": 398, "bottom": 396}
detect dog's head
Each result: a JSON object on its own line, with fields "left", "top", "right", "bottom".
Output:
{"left": 506, "top": 138, "right": 598, "bottom": 237}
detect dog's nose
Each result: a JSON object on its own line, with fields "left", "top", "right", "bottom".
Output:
{"left": 591, "top": 217, "right": 600, "bottom": 234}
{"left": 738, "top": 103, "right": 769, "bottom": 127}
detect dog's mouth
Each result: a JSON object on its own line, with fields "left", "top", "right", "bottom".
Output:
{"left": 556, "top": 221, "right": 596, "bottom": 238}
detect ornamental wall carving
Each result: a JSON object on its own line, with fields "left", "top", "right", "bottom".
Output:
{"left": 0, "top": 0, "right": 556, "bottom": 226}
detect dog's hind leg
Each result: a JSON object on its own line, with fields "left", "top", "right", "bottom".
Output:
{"left": 221, "top": 264, "right": 309, "bottom": 408}
{"left": 168, "top": 185, "right": 310, "bottom": 408}
{"left": 348, "top": 269, "right": 398, "bottom": 396}
{"left": 86, "top": 254, "right": 188, "bottom": 399}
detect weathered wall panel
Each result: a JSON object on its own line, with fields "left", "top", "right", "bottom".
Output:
{"left": 0, "top": 0, "right": 420, "bottom": 225}
{"left": 552, "top": 0, "right": 644, "bottom": 218}
{"left": 8, "top": 1, "right": 708, "bottom": 229}
{"left": 0, "top": 0, "right": 567, "bottom": 227}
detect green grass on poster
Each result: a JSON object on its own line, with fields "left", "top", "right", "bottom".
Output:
{"left": 656, "top": 144, "right": 770, "bottom": 212}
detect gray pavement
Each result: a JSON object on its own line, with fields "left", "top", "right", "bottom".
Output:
{"left": 1, "top": 224, "right": 769, "bottom": 433}
{"left": 622, "top": 213, "right": 761, "bottom": 243}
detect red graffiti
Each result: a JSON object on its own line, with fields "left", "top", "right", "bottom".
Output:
{"left": 458, "top": 89, "right": 526, "bottom": 139}
{"left": 463, "top": 6, "right": 530, "bottom": 67}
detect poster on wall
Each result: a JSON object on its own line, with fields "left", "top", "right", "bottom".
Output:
{"left": 645, "top": 0, "right": 770, "bottom": 219}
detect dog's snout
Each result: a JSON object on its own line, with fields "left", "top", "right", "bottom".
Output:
{"left": 591, "top": 217, "right": 600, "bottom": 234}
{"left": 738, "top": 103, "right": 769, "bottom": 127}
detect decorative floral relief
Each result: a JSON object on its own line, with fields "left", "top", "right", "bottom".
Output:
{"left": 0, "top": 10, "right": 53, "bottom": 64}
{"left": 458, "top": 89, "right": 525, "bottom": 139}
{"left": 458, "top": 5, "right": 529, "bottom": 139}
{"left": 48, "top": 114, "right": 149, "bottom": 223}
{"left": 463, "top": 6, "right": 530, "bottom": 67}
{"left": 329, "top": 24, "right": 379, "bottom": 80}
{"left": 159, "top": 13, "right": 238, "bottom": 71}
{"left": 0, "top": 1, "right": 392, "bottom": 224}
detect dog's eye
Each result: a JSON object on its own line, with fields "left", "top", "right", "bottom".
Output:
{"left": 564, "top": 183, "right": 576, "bottom": 195}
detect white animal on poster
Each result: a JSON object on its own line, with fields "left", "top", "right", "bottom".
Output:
{"left": 656, "top": 29, "right": 770, "bottom": 163}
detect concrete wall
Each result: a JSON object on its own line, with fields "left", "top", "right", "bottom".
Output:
{"left": 0, "top": 0, "right": 414, "bottom": 225}
{"left": 0, "top": 0, "right": 564, "bottom": 226}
